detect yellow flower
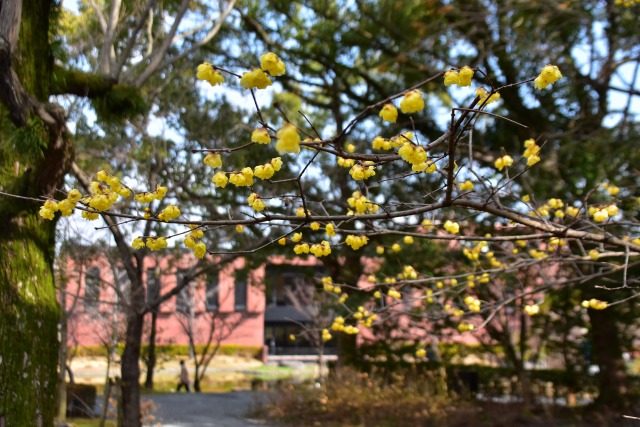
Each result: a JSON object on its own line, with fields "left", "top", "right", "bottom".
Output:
{"left": 194, "top": 242, "right": 207, "bottom": 259}
{"left": 212, "top": 171, "right": 228, "bottom": 188}
{"left": 494, "top": 155, "right": 514, "bottom": 171}
{"left": 527, "top": 155, "right": 540, "bottom": 166}
{"left": 240, "top": 68, "right": 272, "bottom": 89}
{"left": 248, "top": 193, "right": 267, "bottom": 212}
{"left": 376, "top": 246, "right": 385, "bottom": 255}
{"left": 443, "top": 220, "right": 460, "bottom": 234}
{"left": 325, "top": 223, "right": 336, "bottom": 237}
{"left": 391, "top": 243, "right": 401, "bottom": 252}
{"left": 593, "top": 209, "right": 609, "bottom": 223}
{"left": 67, "top": 189, "right": 82, "bottom": 203}
{"left": 606, "top": 204, "right": 619, "bottom": 216}
{"left": 38, "top": 205, "right": 55, "bottom": 220}
{"left": 294, "top": 243, "right": 310, "bottom": 254}
{"left": 459, "top": 180, "right": 474, "bottom": 191}
{"left": 184, "top": 235, "right": 196, "bottom": 249}
{"left": 346, "top": 143, "right": 356, "bottom": 153}
{"left": 399, "top": 90, "right": 425, "bottom": 114}
{"left": 349, "top": 163, "right": 376, "bottom": 181}
{"left": 146, "top": 237, "right": 168, "bottom": 251}
{"left": 588, "top": 249, "right": 600, "bottom": 260}
{"left": 132, "top": 237, "right": 146, "bottom": 249}
{"left": 387, "top": 289, "right": 401, "bottom": 299}
{"left": 524, "top": 304, "right": 540, "bottom": 316}
{"left": 476, "top": 87, "right": 501, "bottom": 104}
{"left": 82, "top": 211, "right": 99, "bottom": 221}
{"left": 310, "top": 221, "right": 320, "bottom": 231}
{"left": 251, "top": 128, "right": 271, "bottom": 144}
{"left": 260, "top": 52, "right": 286, "bottom": 76}
{"left": 372, "top": 136, "right": 391, "bottom": 150}
{"left": 158, "top": 205, "right": 181, "bottom": 222}
{"left": 403, "top": 236, "right": 414, "bottom": 245}
{"left": 275, "top": 123, "right": 301, "bottom": 154}
{"left": 345, "top": 234, "right": 368, "bottom": 250}
{"left": 278, "top": 237, "right": 286, "bottom": 245}
{"left": 291, "top": 232, "right": 303, "bottom": 243}
{"left": 379, "top": 103, "right": 398, "bottom": 123}
{"left": 271, "top": 157, "right": 283, "bottom": 171}
{"left": 458, "top": 66, "right": 474, "bottom": 86}
{"left": 534, "top": 65, "right": 563, "bottom": 90}
{"left": 443, "top": 69, "right": 460, "bottom": 86}
{"left": 196, "top": 63, "right": 224, "bottom": 86}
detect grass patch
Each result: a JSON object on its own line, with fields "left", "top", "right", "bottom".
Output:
{"left": 65, "top": 419, "right": 116, "bottom": 427}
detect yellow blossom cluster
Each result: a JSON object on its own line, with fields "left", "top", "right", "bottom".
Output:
{"left": 459, "top": 180, "right": 474, "bottom": 191}
{"left": 203, "top": 153, "right": 223, "bottom": 168}
{"left": 494, "top": 155, "right": 514, "bottom": 171}
{"left": 145, "top": 237, "right": 168, "bottom": 251}
{"left": 523, "top": 139, "right": 541, "bottom": 166}
{"left": 529, "top": 249, "right": 547, "bottom": 259}
{"left": 337, "top": 156, "right": 355, "bottom": 167}
{"left": 39, "top": 188, "right": 84, "bottom": 220}
{"left": 259, "top": 52, "right": 286, "bottom": 76}
{"left": 330, "top": 316, "right": 359, "bottom": 334}
{"left": 379, "top": 103, "right": 398, "bottom": 123}
{"left": 458, "top": 322, "right": 475, "bottom": 332}
{"left": 322, "top": 329, "right": 332, "bottom": 341}
{"left": 398, "top": 142, "right": 428, "bottom": 166}
{"left": 588, "top": 249, "right": 600, "bottom": 260}
{"left": 347, "top": 191, "right": 378, "bottom": 214}
{"left": 309, "top": 241, "right": 332, "bottom": 257}
{"left": 416, "top": 348, "right": 427, "bottom": 358}
{"left": 293, "top": 243, "right": 310, "bottom": 254}
{"left": 196, "top": 63, "right": 224, "bottom": 86}
{"left": 254, "top": 157, "right": 283, "bottom": 180}
{"left": 387, "top": 288, "right": 401, "bottom": 299}
{"left": 581, "top": 299, "right": 608, "bottom": 310}
{"left": 228, "top": 167, "right": 254, "bottom": 187}
{"left": 524, "top": 304, "right": 540, "bottom": 316}
{"left": 275, "top": 123, "right": 301, "bottom": 154}
{"left": 325, "top": 223, "right": 336, "bottom": 237}
{"left": 534, "top": 65, "right": 563, "bottom": 90}
{"left": 589, "top": 204, "right": 618, "bottom": 222}
{"left": 247, "top": 193, "right": 267, "bottom": 212}
{"left": 296, "top": 207, "right": 310, "bottom": 217}
{"left": 251, "top": 128, "right": 271, "bottom": 144}
{"left": 157, "top": 205, "right": 181, "bottom": 222}
{"left": 212, "top": 171, "right": 229, "bottom": 188}
{"left": 476, "top": 87, "right": 501, "bottom": 105}
{"left": 345, "top": 234, "right": 369, "bottom": 250}
{"left": 445, "top": 304, "right": 464, "bottom": 317}
{"left": 443, "top": 220, "right": 460, "bottom": 234}
{"left": 135, "top": 184, "right": 167, "bottom": 204}
{"left": 464, "top": 295, "right": 481, "bottom": 312}
{"left": 399, "top": 90, "right": 425, "bottom": 114}
{"left": 398, "top": 265, "right": 418, "bottom": 280}
{"left": 240, "top": 68, "right": 272, "bottom": 89}
{"left": 443, "top": 66, "right": 474, "bottom": 87}
{"left": 601, "top": 182, "right": 620, "bottom": 196}
{"left": 463, "top": 241, "right": 488, "bottom": 261}
{"left": 183, "top": 225, "right": 207, "bottom": 258}
{"left": 349, "top": 162, "right": 376, "bottom": 180}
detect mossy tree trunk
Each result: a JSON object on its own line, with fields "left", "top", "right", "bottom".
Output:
{"left": 0, "top": 1, "right": 73, "bottom": 425}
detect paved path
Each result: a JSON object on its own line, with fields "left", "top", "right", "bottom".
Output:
{"left": 146, "top": 391, "right": 276, "bottom": 427}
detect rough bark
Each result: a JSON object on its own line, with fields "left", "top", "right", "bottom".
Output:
{"left": 589, "top": 308, "right": 628, "bottom": 409}
{"left": 143, "top": 311, "right": 158, "bottom": 390}
{"left": 0, "top": 0, "right": 73, "bottom": 425}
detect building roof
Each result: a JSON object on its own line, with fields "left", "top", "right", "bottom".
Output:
{"left": 264, "top": 305, "right": 312, "bottom": 324}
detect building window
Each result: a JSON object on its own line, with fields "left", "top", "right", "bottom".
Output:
{"left": 206, "top": 271, "right": 219, "bottom": 311}
{"left": 175, "top": 269, "right": 191, "bottom": 314}
{"left": 114, "top": 267, "right": 131, "bottom": 302}
{"left": 146, "top": 268, "right": 160, "bottom": 308}
{"left": 234, "top": 270, "right": 247, "bottom": 311}
{"left": 84, "top": 266, "right": 101, "bottom": 310}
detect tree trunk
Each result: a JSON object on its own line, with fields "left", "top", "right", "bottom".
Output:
{"left": 589, "top": 308, "right": 628, "bottom": 409}
{"left": 55, "top": 311, "right": 69, "bottom": 422}
{"left": 144, "top": 310, "right": 158, "bottom": 389}
{"left": 0, "top": 0, "right": 72, "bottom": 425}
{"left": 121, "top": 309, "right": 145, "bottom": 427}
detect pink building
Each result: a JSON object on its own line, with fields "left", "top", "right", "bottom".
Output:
{"left": 60, "top": 253, "right": 340, "bottom": 356}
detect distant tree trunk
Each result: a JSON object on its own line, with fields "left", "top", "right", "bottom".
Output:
{"left": 589, "top": 308, "right": 628, "bottom": 409}
{"left": 121, "top": 306, "right": 145, "bottom": 427}
{"left": 56, "top": 311, "right": 69, "bottom": 422}
{"left": 0, "top": 0, "right": 73, "bottom": 425}
{"left": 144, "top": 310, "right": 158, "bottom": 389}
